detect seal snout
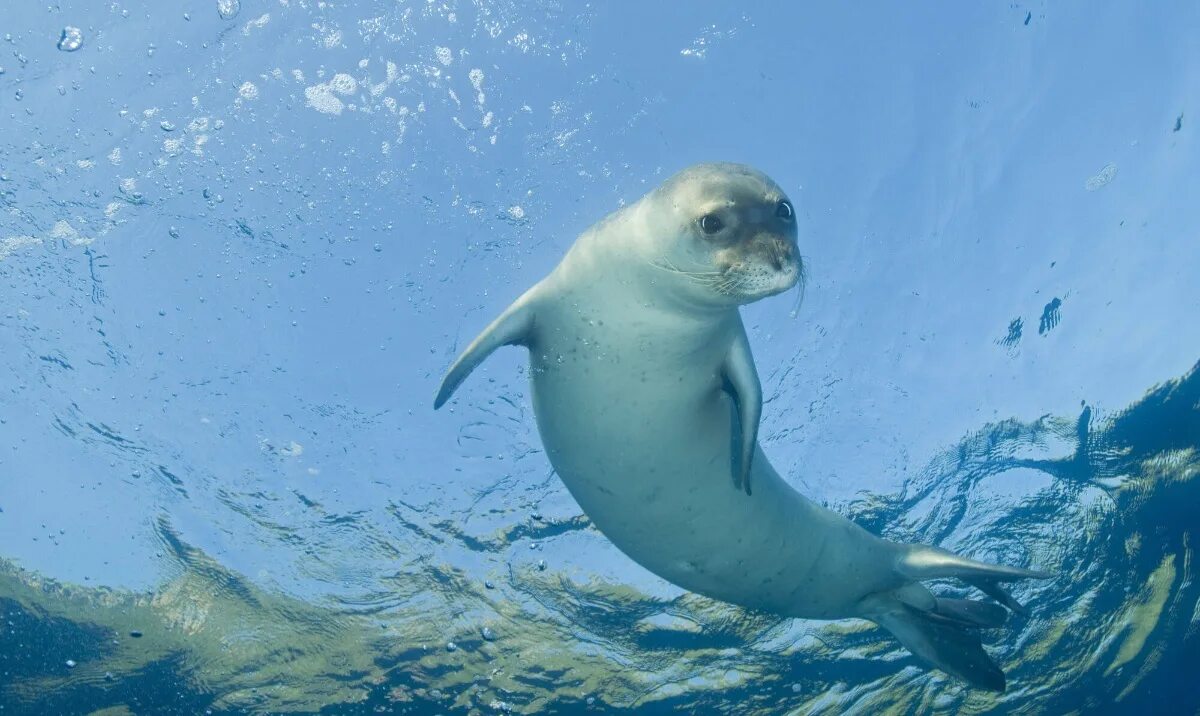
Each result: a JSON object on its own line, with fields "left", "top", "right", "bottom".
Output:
{"left": 749, "top": 233, "right": 797, "bottom": 273}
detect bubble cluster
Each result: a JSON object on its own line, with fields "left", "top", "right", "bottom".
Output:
{"left": 217, "top": 0, "right": 241, "bottom": 20}
{"left": 328, "top": 73, "right": 357, "bottom": 96}
{"left": 57, "top": 27, "right": 83, "bottom": 52}
{"left": 304, "top": 85, "right": 344, "bottom": 115}
{"left": 1085, "top": 163, "right": 1118, "bottom": 191}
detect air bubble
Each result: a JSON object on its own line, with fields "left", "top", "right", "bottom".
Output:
{"left": 1085, "top": 163, "right": 1118, "bottom": 191}
{"left": 57, "top": 27, "right": 84, "bottom": 52}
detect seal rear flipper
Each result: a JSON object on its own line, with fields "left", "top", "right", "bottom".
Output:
{"left": 964, "top": 577, "right": 1031, "bottom": 617}
{"left": 891, "top": 584, "right": 1008, "bottom": 628}
{"left": 720, "top": 325, "right": 761, "bottom": 495}
{"left": 434, "top": 292, "right": 538, "bottom": 409}
{"left": 869, "top": 603, "right": 1007, "bottom": 692}
{"left": 896, "top": 544, "right": 1053, "bottom": 583}
{"left": 862, "top": 544, "right": 1052, "bottom": 689}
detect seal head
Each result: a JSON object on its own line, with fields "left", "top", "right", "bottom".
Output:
{"left": 642, "top": 162, "right": 803, "bottom": 309}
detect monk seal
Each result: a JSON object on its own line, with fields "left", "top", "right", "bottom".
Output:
{"left": 435, "top": 162, "right": 1049, "bottom": 690}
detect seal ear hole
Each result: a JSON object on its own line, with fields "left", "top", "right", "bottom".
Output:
{"left": 699, "top": 214, "right": 724, "bottom": 234}
{"left": 776, "top": 201, "right": 794, "bottom": 221}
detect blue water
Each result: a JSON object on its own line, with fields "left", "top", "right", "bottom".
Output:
{"left": 2, "top": 1, "right": 1199, "bottom": 714}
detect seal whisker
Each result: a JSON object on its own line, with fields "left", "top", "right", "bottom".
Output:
{"left": 650, "top": 258, "right": 724, "bottom": 279}
{"left": 714, "top": 273, "right": 745, "bottom": 296}
{"left": 789, "top": 256, "right": 809, "bottom": 319}
{"left": 650, "top": 258, "right": 731, "bottom": 292}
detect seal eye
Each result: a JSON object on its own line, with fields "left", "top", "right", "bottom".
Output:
{"left": 699, "top": 214, "right": 724, "bottom": 234}
{"left": 776, "top": 201, "right": 794, "bottom": 221}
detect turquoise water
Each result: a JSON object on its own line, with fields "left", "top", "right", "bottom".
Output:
{"left": 2, "top": 1, "right": 1199, "bottom": 714}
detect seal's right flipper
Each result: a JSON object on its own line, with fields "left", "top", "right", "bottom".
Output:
{"left": 434, "top": 294, "right": 536, "bottom": 409}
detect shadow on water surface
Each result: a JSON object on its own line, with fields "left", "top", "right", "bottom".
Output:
{"left": 2, "top": 359, "right": 1199, "bottom": 715}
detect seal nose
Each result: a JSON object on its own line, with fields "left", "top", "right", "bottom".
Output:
{"left": 756, "top": 235, "right": 793, "bottom": 272}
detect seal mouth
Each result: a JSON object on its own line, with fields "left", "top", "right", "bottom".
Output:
{"left": 650, "top": 238, "right": 802, "bottom": 304}
{"left": 709, "top": 256, "right": 802, "bottom": 302}
{"left": 708, "top": 235, "right": 802, "bottom": 301}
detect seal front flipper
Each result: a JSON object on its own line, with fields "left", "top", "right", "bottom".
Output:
{"left": 720, "top": 325, "right": 761, "bottom": 495}
{"left": 434, "top": 290, "right": 538, "bottom": 409}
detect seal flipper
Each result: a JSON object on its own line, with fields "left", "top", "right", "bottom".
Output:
{"left": 869, "top": 603, "right": 1007, "bottom": 692}
{"left": 965, "top": 577, "right": 1031, "bottom": 616}
{"left": 895, "top": 545, "right": 1053, "bottom": 583}
{"left": 434, "top": 292, "right": 537, "bottom": 409}
{"left": 720, "top": 327, "right": 761, "bottom": 495}
{"left": 861, "top": 544, "right": 1051, "bottom": 690}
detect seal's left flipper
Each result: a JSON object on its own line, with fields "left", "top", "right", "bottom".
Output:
{"left": 434, "top": 291, "right": 538, "bottom": 409}
{"left": 721, "top": 326, "right": 761, "bottom": 495}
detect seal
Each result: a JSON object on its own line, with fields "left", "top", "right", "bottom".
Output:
{"left": 435, "top": 162, "right": 1049, "bottom": 690}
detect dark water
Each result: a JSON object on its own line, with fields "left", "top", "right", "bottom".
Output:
{"left": 3, "top": 360, "right": 1197, "bottom": 715}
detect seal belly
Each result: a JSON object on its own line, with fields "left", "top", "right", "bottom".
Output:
{"left": 527, "top": 319, "right": 895, "bottom": 618}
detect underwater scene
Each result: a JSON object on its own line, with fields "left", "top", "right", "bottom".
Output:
{"left": 2, "top": 1, "right": 1198, "bottom": 714}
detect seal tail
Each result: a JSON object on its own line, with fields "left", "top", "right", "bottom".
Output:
{"left": 862, "top": 545, "right": 1052, "bottom": 691}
